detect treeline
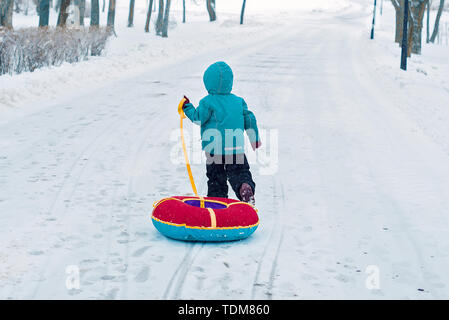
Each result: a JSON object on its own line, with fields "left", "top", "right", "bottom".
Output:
{"left": 0, "top": 1, "right": 249, "bottom": 76}
{"left": 1, "top": 1, "right": 249, "bottom": 37}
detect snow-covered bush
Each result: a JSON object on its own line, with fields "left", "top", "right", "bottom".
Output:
{"left": 0, "top": 27, "right": 111, "bottom": 76}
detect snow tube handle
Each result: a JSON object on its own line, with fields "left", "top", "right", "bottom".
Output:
{"left": 178, "top": 98, "right": 187, "bottom": 119}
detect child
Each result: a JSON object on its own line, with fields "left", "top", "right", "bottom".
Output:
{"left": 182, "top": 61, "right": 261, "bottom": 204}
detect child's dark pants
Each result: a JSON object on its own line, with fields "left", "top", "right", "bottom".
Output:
{"left": 205, "top": 153, "right": 255, "bottom": 200}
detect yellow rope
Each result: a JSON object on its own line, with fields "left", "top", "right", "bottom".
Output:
{"left": 178, "top": 98, "right": 204, "bottom": 208}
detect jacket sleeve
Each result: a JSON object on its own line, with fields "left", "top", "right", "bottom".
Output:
{"left": 183, "top": 99, "right": 212, "bottom": 125}
{"left": 242, "top": 99, "right": 260, "bottom": 143}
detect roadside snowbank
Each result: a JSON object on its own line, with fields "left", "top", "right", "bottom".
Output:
{"left": 360, "top": 4, "right": 449, "bottom": 158}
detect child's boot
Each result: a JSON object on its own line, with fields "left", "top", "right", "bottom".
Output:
{"left": 240, "top": 183, "right": 255, "bottom": 205}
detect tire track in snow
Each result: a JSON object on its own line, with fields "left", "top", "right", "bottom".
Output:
{"left": 108, "top": 113, "right": 159, "bottom": 299}
{"left": 97, "top": 105, "right": 168, "bottom": 299}
{"left": 171, "top": 243, "right": 204, "bottom": 300}
{"left": 28, "top": 104, "right": 144, "bottom": 298}
{"left": 30, "top": 117, "right": 128, "bottom": 298}
{"left": 243, "top": 40, "right": 303, "bottom": 299}
{"left": 267, "top": 179, "right": 285, "bottom": 298}
{"left": 162, "top": 243, "right": 204, "bottom": 300}
{"left": 160, "top": 177, "right": 208, "bottom": 300}
{"left": 251, "top": 176, "right": 285, "bottom": 299}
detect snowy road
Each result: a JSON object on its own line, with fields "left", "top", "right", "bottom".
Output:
{"left": 2, "top": 2, "right": 449, "bottom": 299}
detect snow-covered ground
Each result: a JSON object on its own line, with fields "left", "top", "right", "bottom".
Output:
{"left": 1, "top": 0, "right": 449, "bottom": 299}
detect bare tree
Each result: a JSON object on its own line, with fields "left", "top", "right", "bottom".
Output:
{"left": 74, "top": 0, "right": 86, "bottom": 26}
{"left": 79, "top": 0, "right": 86, "bottom": 26}
{"left": 91, "top": 0, "right": 103, "bottom": 56}
{"left": 39, "top": 0, "right": 50, "bottom": 27}
{"left": 240, "top": 0, "right": 246, "bottom": 25}
{"left": 156, "top": 0, "right": 164, "bottom": 35}
{"left": 0, "top": 0, "right": 14, "bottom": 29}
{"left": 409, "top": 0, "right": 428, "bottom": 54}
{"left": 128, "top": 0, "right": 135, "bottom": 27}
{"left": 391, "top": 0, "right": 405, "bottom": 43}
{"left": 161, "top": 0, "right": 171, "bottom": 37}
{"left": 391, "top": 0, "right": 429, "bottom": 55}
{"left": 91, "top": 0, "right": 100, "bottom": 27}
{"left": 401, "top": 0, "right": 410, "bottom": 68}
{"left": 430, "top": 0, "right": 445, "bottom": 42}
{"left": 183, "top": 0, "right": 185, "bottom": 23}
{"left": 14, "top": 0, "right": 31, "bottom": 15}
{"left": 55, "top": 0, "right": 61, "bottom": 12}
{"left": 57, "top": 0, "right": 70, "bottom": 27}
{"left": 370, "top": 0, "right": 378, "bottom": 39}
{"left": 426, "top": 0, "right": 430, "bottom": 42}
{"left": 145, "top": 0, "right": 154, "bottom": 32}
{"left": 107, "top": 0, "right": 116, "bottom": 31}
{"left": 206, "top": 0, "right": 216, "bottom": 21}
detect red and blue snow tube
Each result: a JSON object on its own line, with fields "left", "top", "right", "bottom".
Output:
{"left": 151, "top": 196, "right": 259, "bottom": 242}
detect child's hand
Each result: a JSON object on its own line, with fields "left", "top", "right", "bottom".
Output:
{"left": 182, "top": 95, "right": 190, "bottom": 109}
{"left": 251, "top": 141, "right": 262, "bottom": 151}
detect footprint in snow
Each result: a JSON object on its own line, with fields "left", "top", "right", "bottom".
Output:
{"left": 28, "top": 250, "right": 44, "bottom": 256}
{"left": 67, "top": 289, "right": 82, "bottom": 295}
{"left": 134, "top": 266, "right": 150, "bottom": 283}
{"left": 132, "top": 246, "right": 151, "bottom": 257}
{"left": 105, "top": 288, "right": 119, "bottom": 300}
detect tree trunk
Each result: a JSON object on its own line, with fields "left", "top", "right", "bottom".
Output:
{"left": 102, "top": 0, "right": 105, "bottom": 12}
{"left": 161, "top": 0, "right": 171, "bottom": 37}
{"left": 240, "top": 0, "right": 246, "bottom": 25}
{"left": 206, "top": 0, "right": 216, "bottom": 22}
{"left": 55, "top": 0, "right": 61, "bottom": 13}
{"left": 145, "top": 0, "right": 154, "bottom": 32}
{"left": 183, "top": 0, "right": 185, "bottom": 23}
{"left": 156, "top": 0, "right": 164, "bottom": 35}
{"left": 430, "top": 0, "right": 445, "bottom": 42}
{"left": 370, "top": 0, "right": 377, "bottom": 39}
{"left": 396, "top": 7, "right": 404, "bottom": 43}
{"left": 410, "top": 0, "right": 427, "bottom": 54}
{"left": 407, "top": 13, "right": 413, "bottom": 56}
{"left": 391, "top": 0, "right": 404, "bottom": 43}
{"left": 128, "top": 0, "right": 135, "bottom": 27}
{"left": 0, "top": 0, "right": 14, "bottom": 28}
{"left": 79, "top": 0, "right": 85, "bottom": 26}
{"left": 74, "top": 0, "right": 85, "bottom": 26}
{"left": 392, "top": 0, "right": 428, "bottom": 54}
{"left": 57, "top": 0, "right": 70, "bottom": 27}
{"left": 91, "top": 0, "right": 100, "bottom": 27}
{"left": 107, "top": 0, "right": 116, "bottom": 31}
{"left": 6, "top": 0, "right": 13, "bottom": 28}
{"left": 426, "top": 0, "right": 430, "bottom": 43}
{"left": 0, "top": 1, "right": 3, "bottom": 26}
{"left": 39, "top": 0, "right": 50, "bottom": 27}
{"left": 401, "top": 0, "right": 410, "bottom": 69}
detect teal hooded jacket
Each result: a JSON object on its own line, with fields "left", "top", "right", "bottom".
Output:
{"left": 183, "top": 62, "right": 260, "bottom": 155}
